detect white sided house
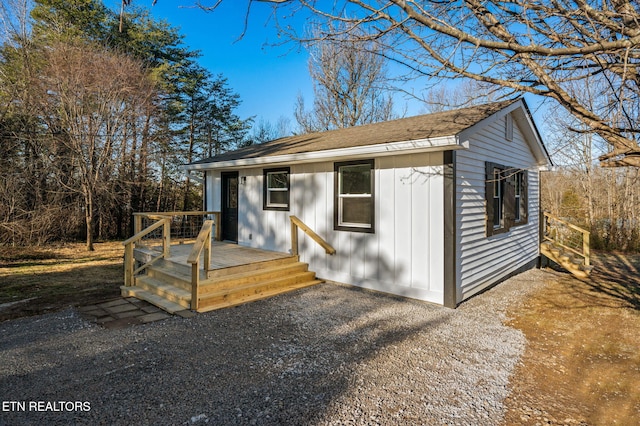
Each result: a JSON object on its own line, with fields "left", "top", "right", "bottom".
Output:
{"left": 185, "top": 99, "right": 552, "bottom": 308}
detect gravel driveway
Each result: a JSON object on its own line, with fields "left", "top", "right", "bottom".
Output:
{"left": 0, "top": 269, "right": 549, "bottom": 425}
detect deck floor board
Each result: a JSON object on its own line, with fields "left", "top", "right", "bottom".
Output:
{"left": 163, "top": 241, "right": 291, "bottom": 270}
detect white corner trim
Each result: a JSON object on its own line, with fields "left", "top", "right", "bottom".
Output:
{"left": 183, "top": 135, "right": 462, "bottom": 171}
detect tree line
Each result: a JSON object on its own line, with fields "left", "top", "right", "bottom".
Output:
{"left": 1, "top": 1, "right": 402, "bottom": 250}
{"left": 541, "top": 104, "right": 640, "bottom": 252}
{"left": 0, "top": 0, "right": 253, "bottom": 250}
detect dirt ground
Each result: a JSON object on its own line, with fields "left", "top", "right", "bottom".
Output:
{"left": 503, "top": 252, "right": 640, "bottom": 425}
{"left": 1, "top": 243, "right": 639, "bottom": 424}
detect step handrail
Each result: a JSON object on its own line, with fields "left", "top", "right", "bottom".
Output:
{"left": 290, "top": 215, "right": 336, "bottom": 256}
{"left": 542, "top": 211, "right": 590, "bottom": 266}
{"left": 123, "top": 217, "right": 171, "bottom": 287}
{"left": 186, "top": 220, "right": 214, "bottom": 311}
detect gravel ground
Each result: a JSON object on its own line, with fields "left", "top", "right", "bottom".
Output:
{"left": 0, "top": 269, "right": 550, "bottom": 425}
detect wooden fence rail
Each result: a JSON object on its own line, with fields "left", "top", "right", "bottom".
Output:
{"left": 542, "top": 211, "right": 591, "bottom": 266}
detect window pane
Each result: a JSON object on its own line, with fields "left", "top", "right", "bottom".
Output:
{"left": 493, "top": 198, "right": 501, "bottom": 227}
{"left": 227, "top": 178, "right": 237, "bottom": 209}
{"left": 268, "top": 190, "right": 288, "bottom": 206}
{"left": 267, "top": 172, "right": 288, "bottom": 189}
{"left": 340, "top": 164, "right": 371, "bottom": 194}
{"left": 341, "top": 197, "right": 372, "bottom": 225}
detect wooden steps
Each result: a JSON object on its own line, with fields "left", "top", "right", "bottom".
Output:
{"left": 196, "top": 278, "right": 322, "bottom": 313}
{"left": 540, "top": 241, "right": 593, "bottom": 278}
{"left": 122, "top": 250, "right": 322, "bottom": 314}
{"left": 196, "top": 256, "right": 321, "bottom": 312}
{"left": 121, "top": 286, "right": 188, "bottom": 314}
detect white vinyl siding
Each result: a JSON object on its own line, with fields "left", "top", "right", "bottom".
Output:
{"left": 455, "top": 111, "right": 540, "bottom": 302}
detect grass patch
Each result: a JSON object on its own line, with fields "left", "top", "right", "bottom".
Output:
{"left": 0, "top": 242, "right": 123, "bottom": 321}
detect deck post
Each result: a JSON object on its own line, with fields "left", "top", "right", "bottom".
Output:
{"left": 163, "top": 218, "right": 171, "bottom": 258}
{"left": 204, "top": 232, "right": 211, "bottom": 273}
{"left": 213, "top": 212, "right": 221, "bottom": 241}
{"left": 290, "top": 218, "right": 298, "bottom": 256}
{"left": 191, "top": 263, "right": 199, "bottom": 311}
{"left": 583, "top": 231, "right": 590, "bottom": 266}
{"left": 134, "top": 215, "right": 142, "bottom": 235}
{"left": 124, "top": 243, "right": 134, "bottom": 287}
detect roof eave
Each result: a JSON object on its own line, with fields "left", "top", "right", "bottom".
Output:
{"left": 183, "top": 135, "right": 463, "bottom": 171}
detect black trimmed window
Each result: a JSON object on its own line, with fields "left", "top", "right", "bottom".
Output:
{"left": 486, "top": 162, "right": 528, "bottom": 236}
{"left": 263, "top": 167, "right": 290, "bottom": 211}
{"left": 334, "top": 159, "right": 374, "bottom": 233}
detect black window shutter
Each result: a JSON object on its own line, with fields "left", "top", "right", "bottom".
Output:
{"left": 485, "top": 162, "right": 495, "bottom": 236}
{"left": 521, "top": 171, "right": 528, "bottom": 224}
{"left": 504, "top": 171, "right": 516, "bottom": 231}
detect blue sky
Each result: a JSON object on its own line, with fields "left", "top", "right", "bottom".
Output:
{"left": 118, "top": 1, "right": 315, "bottom": 129}
{"left": 108, "top": 1, "right": 550, "bottom": 137}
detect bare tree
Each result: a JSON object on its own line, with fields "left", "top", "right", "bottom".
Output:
{"left": 249, "top": 116, "right": 291, "bottom": 144}
{"left": 203, "top": 0, "right": 640, "bottom": 167}
{"left": 294, "top": 23, "right": 394, "bottom": 132}
{"left": 37, "top": 42, "right": 155, "bottom": 250}
{"left": 542, "top": 76, "right": 640, "bottom": 251}
{"left": 421, "top": 80, "right": 501, "bottom": 114}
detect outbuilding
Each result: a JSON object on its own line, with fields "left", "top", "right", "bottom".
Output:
{"left": 184, "top": 98, "right": 551, "bottom": 308}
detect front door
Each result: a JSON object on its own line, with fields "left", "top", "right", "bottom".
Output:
{"left": 221, "top": 171, "right": 239, "bottom": 242}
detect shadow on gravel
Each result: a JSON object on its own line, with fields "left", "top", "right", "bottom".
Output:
{"left": 0, "top": 284, "right": 459, "bottom": 425}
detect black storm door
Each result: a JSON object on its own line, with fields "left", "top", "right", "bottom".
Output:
{"left": 221, "top": 171, "right": 239, "bottom": 242}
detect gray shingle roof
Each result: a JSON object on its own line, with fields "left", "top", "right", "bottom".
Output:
{"left": 190, "top": 99, "right": 519, "bottom": 165}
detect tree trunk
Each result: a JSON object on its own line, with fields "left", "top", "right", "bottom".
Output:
{"left": 85, "top": 190, "right": 95, "bottom": 251}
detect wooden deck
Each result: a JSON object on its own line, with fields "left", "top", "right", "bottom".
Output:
{"left": 166, "top": 241, "right": 292, "bottom": 270}
{"left": 122, "top": 241, "right": 322, "bottom": 314}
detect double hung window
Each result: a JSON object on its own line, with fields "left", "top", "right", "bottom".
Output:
{"left": 263, "top": 168, "right": 290, "bottom": 211}
{"left": 485, "top": 162, "right": 528, "bottom": 236}
{"left": 334, "top": 160, "right": 374, "bottom": 233}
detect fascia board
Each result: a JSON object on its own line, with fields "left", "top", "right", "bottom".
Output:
{"left": 514, "top": 104, "right": 552, "bottom": 166}
{"left": 183, "top": 135, "right": 462, "bottom": 171}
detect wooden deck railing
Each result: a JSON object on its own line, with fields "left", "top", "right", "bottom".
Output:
{"left": 542, "top": 211, "right": 590, "bottom": 266}
{"left": 123, "top": 216, "right": 171, "bottom": 287}
{"left": 187, "top": 220, "right": 214, "bottom": 311}
{"left": 290, "top": 215, "right": 336, "bottom": 256}
{"left": 123, "top": 211, "right": 221, "bottom": 290}
{"left": 133, "top": 211, "right": 221, "bottom": 242}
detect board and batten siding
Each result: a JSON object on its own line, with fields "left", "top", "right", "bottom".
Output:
{"left": 207, "top": 151, "right": 446, "bottom": 305}
{"left": 204, "top": 171, "right": 220, "bottom": 213}
{"left": 455, "top": 111, "right": 540, "bottom": 303}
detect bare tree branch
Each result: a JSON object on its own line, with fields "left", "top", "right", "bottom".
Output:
{"left": 205, "top": 0, "right": 640, "bottom": 166}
